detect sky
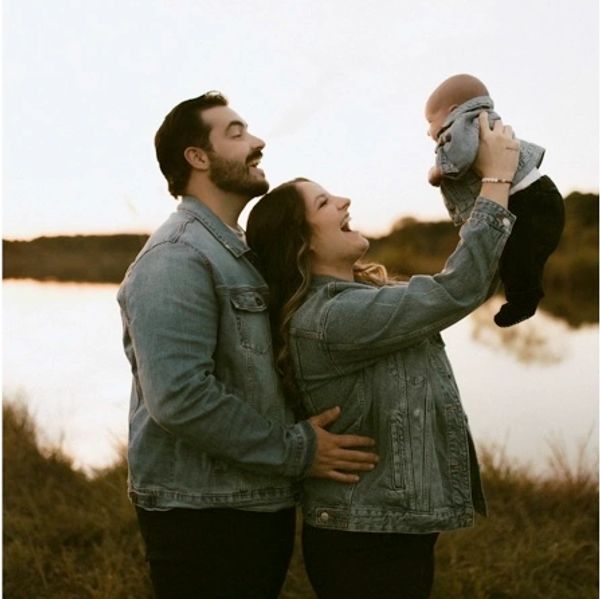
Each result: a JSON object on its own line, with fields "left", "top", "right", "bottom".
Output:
{"left": 2, "top": 0, "right": 598, "bottom": 240}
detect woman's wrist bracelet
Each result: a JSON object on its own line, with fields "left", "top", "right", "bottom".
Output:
{"left": 481, "top": 177, "right": 512, "bottom": 184}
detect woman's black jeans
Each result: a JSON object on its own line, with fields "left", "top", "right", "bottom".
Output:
{"left": 302, "top": 523, "right": 439, "bottom": 599}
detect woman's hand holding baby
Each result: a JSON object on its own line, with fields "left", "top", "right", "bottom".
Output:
{"left": 474, "top": 112, "right": 520, "bottom": 208}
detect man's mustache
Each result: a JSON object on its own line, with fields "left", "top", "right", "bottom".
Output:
{"left": 246, "top": 151, "right": 263, "bottom": 164}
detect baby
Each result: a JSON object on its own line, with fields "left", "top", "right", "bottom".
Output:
{"left": 425, "top": 74, "right": 565, "bottom": 327}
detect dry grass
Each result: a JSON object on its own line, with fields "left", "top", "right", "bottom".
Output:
{"left": 4, "top": 400, "right": 598, "bottom": 598}
{"left": 3, "top": 401, "right": 151, "bottom": 598}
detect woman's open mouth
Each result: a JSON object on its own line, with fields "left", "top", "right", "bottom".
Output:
{"left": 340, "top": 215, "right": 352, "bottom": 232}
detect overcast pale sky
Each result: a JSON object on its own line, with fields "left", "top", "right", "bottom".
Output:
{"left": 3, "top": 0, "right": 598, "bottom": 239}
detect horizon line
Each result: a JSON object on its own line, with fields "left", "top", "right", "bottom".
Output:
{"left": 3, "top": 187, "right": 598, "bottom": 243}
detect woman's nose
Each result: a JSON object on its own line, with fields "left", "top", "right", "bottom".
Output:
{"left": 336, "top": 197, "right": 351, "bottom": 210}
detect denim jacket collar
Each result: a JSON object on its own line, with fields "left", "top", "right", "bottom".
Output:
{"left": 178, "top": 195, "right": 251, "bottom": 258}
{"left": 311, "top": 274, "right": 348, "bottom": 288}
{"left": 442, "top": 95, "right": 494, "bottom": 132}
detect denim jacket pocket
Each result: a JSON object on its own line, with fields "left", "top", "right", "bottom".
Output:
{"left": 390, "top": 419, "right": 407, "bottom": 489}
{"left": 230, "top": 290, "right": 272, "bottom": 354}
{"left": 445, "top": 403, "right": 470, "bottom": 506}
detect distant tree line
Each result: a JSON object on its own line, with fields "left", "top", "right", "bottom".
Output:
{"left": 3, "top": 192, "right": 598, "bottom": 326}
{"left": 3, "top": 234, "right": 149, "bottom": 283}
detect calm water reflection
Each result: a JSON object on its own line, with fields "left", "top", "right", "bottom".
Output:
{"left": 3, "top": 280, "right": 598, "bottom": 476}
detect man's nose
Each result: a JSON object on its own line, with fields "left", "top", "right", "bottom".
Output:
{"left": 250, "top": 134, "right": 265, "bottom": 150}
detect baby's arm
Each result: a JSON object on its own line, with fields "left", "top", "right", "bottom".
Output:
{"left": 428, "top": 165, "right": 443, "bottom": 187}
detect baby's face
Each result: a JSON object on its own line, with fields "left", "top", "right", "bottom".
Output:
{"left": 425, "top": 104, "right": 453, "bottom": 142}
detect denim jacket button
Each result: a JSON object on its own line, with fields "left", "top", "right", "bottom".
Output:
{"left": 502, "top": 217, "right": 511, "bottom": 228}
{"left": 319, "top": 511, "right": 330, "bottom": 523}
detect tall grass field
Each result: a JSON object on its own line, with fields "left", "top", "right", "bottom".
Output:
{"left": 3, "top": 401, "right": 598, "bottom": 598}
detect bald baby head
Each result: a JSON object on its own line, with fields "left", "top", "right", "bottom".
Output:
{"left": 426, "top": 74, "right": 489, "bottom": 115}
{"left": 425, "top": 74, "right": 489, "bottom": 139}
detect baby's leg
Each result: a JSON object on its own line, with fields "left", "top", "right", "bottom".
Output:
{"left": 495, "top": 176, "right": 565, "bottom": 327}
{"left": 495, "top": 205, "right": 542, "bottom": 327}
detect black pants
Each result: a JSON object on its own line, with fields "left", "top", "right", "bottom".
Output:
{"left": 495, "top": 175, "right": 565, "bottom": 326}
{"left": 135, "top": 506, "right": 296, "bottom": 599}
{"left": 302, "top": 524, "right": 439, "bottom": 599}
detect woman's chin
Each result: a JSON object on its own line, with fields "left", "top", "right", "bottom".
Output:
{"left": 356, "top": 234, "right": 370, "bottom": 254}
{"left": 351, "top": 237, "right": 370, "bottom": 262}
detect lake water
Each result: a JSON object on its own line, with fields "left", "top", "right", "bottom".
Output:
{"left": 3, "top": 280, "right": 598, "bottom": 477}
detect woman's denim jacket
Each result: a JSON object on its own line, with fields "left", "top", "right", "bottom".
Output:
{"left": 117, "top": 196, "right": 315, "bottom": 511}
{"left": 436, "top": 95, "right": 545, "bottom": 224}
{"left": 290, "top": 198, "right": 515, "bottom": 533}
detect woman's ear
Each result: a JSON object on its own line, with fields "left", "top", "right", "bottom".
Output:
{"left": 183, "top": 147, "right": 210, "bottom": 172}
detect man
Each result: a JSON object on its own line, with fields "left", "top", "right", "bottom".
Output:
{"left": 117, "top": 91, "right": 378, "bottom": 598}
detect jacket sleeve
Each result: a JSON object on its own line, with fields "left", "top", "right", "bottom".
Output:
{"left": 120, "top": 241, "right": 315, "bottom": 478}
{"left": 321, "top": 198, "right": 515, "bottom": 371}
{"left": 436, "top": 112, "right": 480, "bottom": 180}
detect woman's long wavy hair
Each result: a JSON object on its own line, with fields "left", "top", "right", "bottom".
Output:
{"left": 246, "top": 178, "right": 394, "bottom": 414}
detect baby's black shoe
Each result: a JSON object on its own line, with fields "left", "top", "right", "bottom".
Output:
{"left": 494, "top": 289, "right": 543, "bottom": 327}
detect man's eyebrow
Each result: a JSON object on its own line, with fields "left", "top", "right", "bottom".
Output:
{"left": 225, "top": 120, "right": 247, "bottom": 132}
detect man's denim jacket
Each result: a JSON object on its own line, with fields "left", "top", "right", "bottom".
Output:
{"left": 290, "top": 198, "right": 515, "bottom": 533}
{"left": 117, "top": 196, "right": 316, "bottom": 511}
{"left": 436, "top": 95, "right": 545, "bottom": 225}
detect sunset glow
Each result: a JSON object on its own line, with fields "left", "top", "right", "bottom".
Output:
{"left": 3, "top": 0, "right": 598, "bottom": 240}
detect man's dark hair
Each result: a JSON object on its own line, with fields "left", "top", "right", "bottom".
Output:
{"left": 155, "top": 91, "right": 228, "bottom": 198}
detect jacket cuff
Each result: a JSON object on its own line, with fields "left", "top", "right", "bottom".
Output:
{"left": 469, "top": 197, "right": 516, "bottom": 234}
{"left": 292, "top": 420, "right": 317, "bottom": 478}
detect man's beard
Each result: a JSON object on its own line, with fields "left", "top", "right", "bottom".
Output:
{"left": 207, "top": 150, "right": 269, "bottom": 198}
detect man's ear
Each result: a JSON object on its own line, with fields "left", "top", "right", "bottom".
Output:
{"left": 184, "top": 147, "right": 210, "bottom": 172}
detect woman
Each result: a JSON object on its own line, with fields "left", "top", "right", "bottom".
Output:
{"left": 246, "top": 113, "right": 520, "bottom": 598}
